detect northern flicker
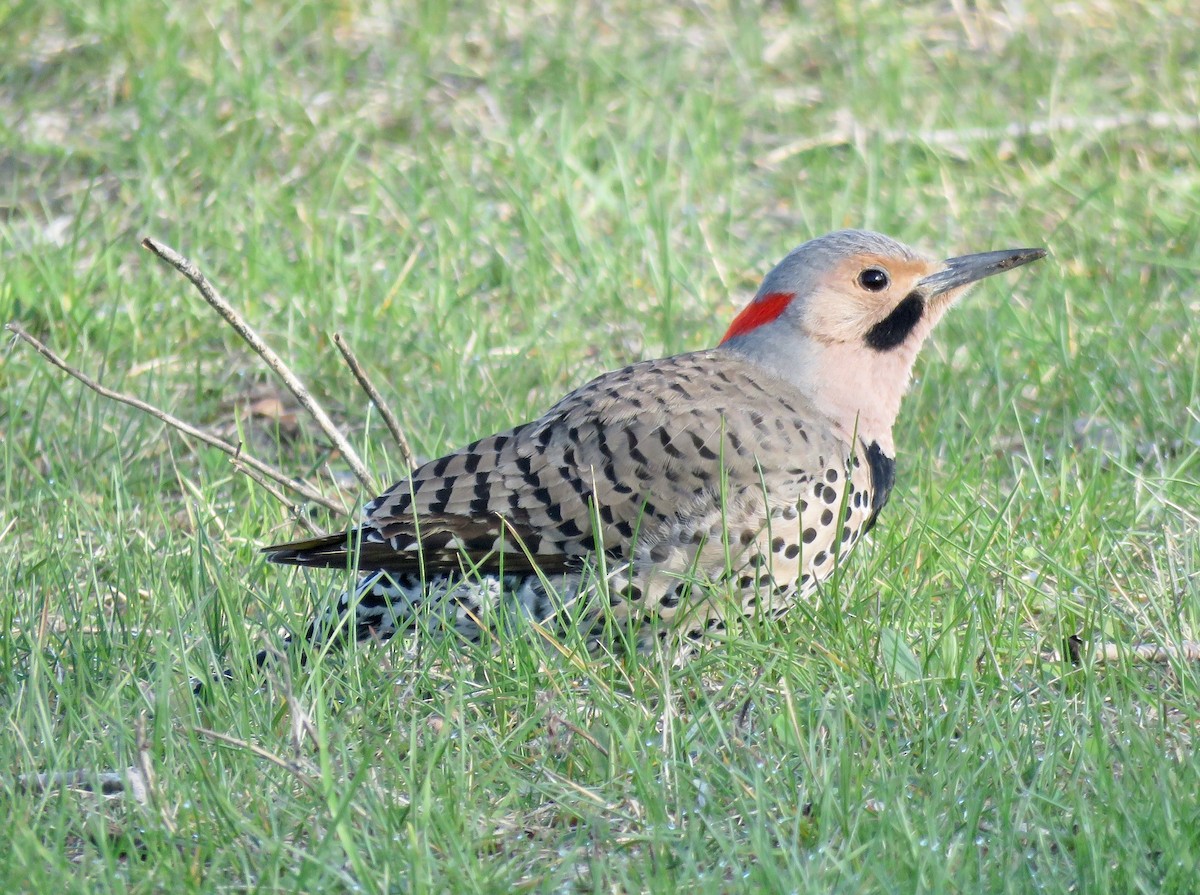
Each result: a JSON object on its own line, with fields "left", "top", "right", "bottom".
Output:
{"left": 265, "top": 230, "right": 1044, "bottom": 659}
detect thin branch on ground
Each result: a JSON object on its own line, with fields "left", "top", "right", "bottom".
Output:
{"left": 193, "top": 727, "right": 378, "bottom": 819}
{"left": 1093, "top": 640, "right": 1200, "bottom": 664}
{"left": 232, "top": 458, "right": 322, "bottom": 534}
{"left": 136, "top": 713, "right": 175, "bottom": 828}
{"left": 759, "top": 110, "right": 1200, "bottom": 166}
{"left": 193, "top": 727, "right": 318, "bottom": 788}
{"left": 1063, "top": 635, "right": 1200, "bottom": 665}
{"left": 141, "top": 236, "right": 376, "bottom": 492}
{"left": 333, "top": 331, "right": 417, "bottom": 470}
{"left": 5, "top": 323, "right": 344, "bottom": 514}
{"left": 12, "top": 768, "right": 142, "bottom": 797}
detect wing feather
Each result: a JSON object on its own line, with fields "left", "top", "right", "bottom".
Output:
{"left": 264, "top": 350, "right": 841, "bottom": 578}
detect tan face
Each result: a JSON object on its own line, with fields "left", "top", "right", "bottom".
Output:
{"left": 801, "top": 252, "right": 943, "bottom": 349}
{"left": 717, "top": 231, "right": 1045, "bottom": 451}
{"left": 720, "top": 230, "right": 1045, "bottom": 362}
{"left": 799, "top": 244, "right": 1047, "bottom": 352}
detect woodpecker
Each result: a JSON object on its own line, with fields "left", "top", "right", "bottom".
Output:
{"left": 265, "top": 230, "right": 1044, "bottom": 658}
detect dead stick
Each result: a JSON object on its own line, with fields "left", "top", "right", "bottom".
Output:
{"left": 134, "top": 713, "right": 166, "bottom": 819}
{"left": 140, "top": 237, "right": 376, "bottom": 492}
{"left": 5, "top": 324, "right": 343, "bottom": 514}
{"left": 193, "top": 727, "right": 375, "bottom": 819}
{"left": 760, "top": 110, "right": 1200, "bottom": 167}
{"left": 1093, "top": 641, "right": 1200, "bottom": 664}
{"left": 192, "top": 727, "right": 318, "bottom": 787}
{"left": 13, "top": 768, "right": 135, "bottom": 796}
{"left": 1062, "top": 636, "right": 1200, "bottom": 665}
{"left": 333, "top": 332, "right": 417, "bottom": 470}
{"left": 193, "top": 726, "right": 377, "bottom": 819}
{"left": 232, "top": 458, "right": 321, "bottom": 534}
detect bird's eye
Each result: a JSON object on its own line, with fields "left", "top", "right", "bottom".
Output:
{"left": 857, "top": 268, "right": 890, "bottom": 292}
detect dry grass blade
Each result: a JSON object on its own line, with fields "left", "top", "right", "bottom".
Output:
{"left": 4, "top": 323, "right": 344, "bottom": 514}
{"left": 140, "top": 236, "right": 377, "bottom": 492}
{"left": 333, "top": 332, "right": 417, "bottom": 470}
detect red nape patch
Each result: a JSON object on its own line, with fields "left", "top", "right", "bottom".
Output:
{"left": 719, "top": 292, "right": 794, "bottom": 344}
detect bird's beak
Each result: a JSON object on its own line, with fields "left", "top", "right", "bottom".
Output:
{"left": 918, "top": 247, "right": 1047, "bottom": 297}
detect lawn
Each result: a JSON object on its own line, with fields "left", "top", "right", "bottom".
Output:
{"left": 2, "top": 1, "right": 1198, "bottom": 892}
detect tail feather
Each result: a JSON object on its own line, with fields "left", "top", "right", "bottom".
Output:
{"left": 262, "top": 528, "right": 574, "bottom": 576}
{"left": 262, "top": 531, "right": 356, "bottom": 568}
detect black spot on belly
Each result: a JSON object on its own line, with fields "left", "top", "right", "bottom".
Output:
{"left": 865, "top": 292, "right": 925, "bottom": 351}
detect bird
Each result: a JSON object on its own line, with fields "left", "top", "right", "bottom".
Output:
{"left": 264, "top": 230, "right": 1045, "bottom": 661}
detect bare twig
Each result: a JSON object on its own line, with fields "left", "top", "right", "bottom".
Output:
{"left": 333, "top": 331, "right": 417, "bottom": 470}
{"left": 140, "top": 237, "right": 376, "bottom": 492}
{"left": 134, "top": 714, "right": 163, "bottom": 817}
{"left": 5, "top": 323, "right": 344, "bottom": 514}
{"left": 759, "top": 110, "right": 1200, "bottom": 167}
{"left": 192, "top": 727, "right": 377, "bottom": 819}
{"left": 231, "top": 458, "right": 321, "bottom": 534}
{"left": 13, "top": 767, "right": 140, "bottom": 796}
{"left": 192, "top": 727, "right": 318, "bottom": 787}
{"left": 1093, "top": 641, "right": 1200, "bottom": 664}
{"left": 545, "top": 710, "right": 610, "bottom": 758}
{"left": 1062, "top": 635, "right": 1200, "bottom": 666}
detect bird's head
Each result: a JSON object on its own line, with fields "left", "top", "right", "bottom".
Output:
{"left": 719, "top": 229, "right": 1045, "bottom": 451}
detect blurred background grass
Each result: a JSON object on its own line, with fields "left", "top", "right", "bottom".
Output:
{"left": 2, "top": 1, "right": 1198, "bottom": 892}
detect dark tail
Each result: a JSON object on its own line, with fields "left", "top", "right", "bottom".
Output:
{"left": 262, "top": 531, "right": 355, "bottom": 568}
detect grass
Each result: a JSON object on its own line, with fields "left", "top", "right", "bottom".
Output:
{"left": 2, "top": 0, "right": 1199, "bottom": 891}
